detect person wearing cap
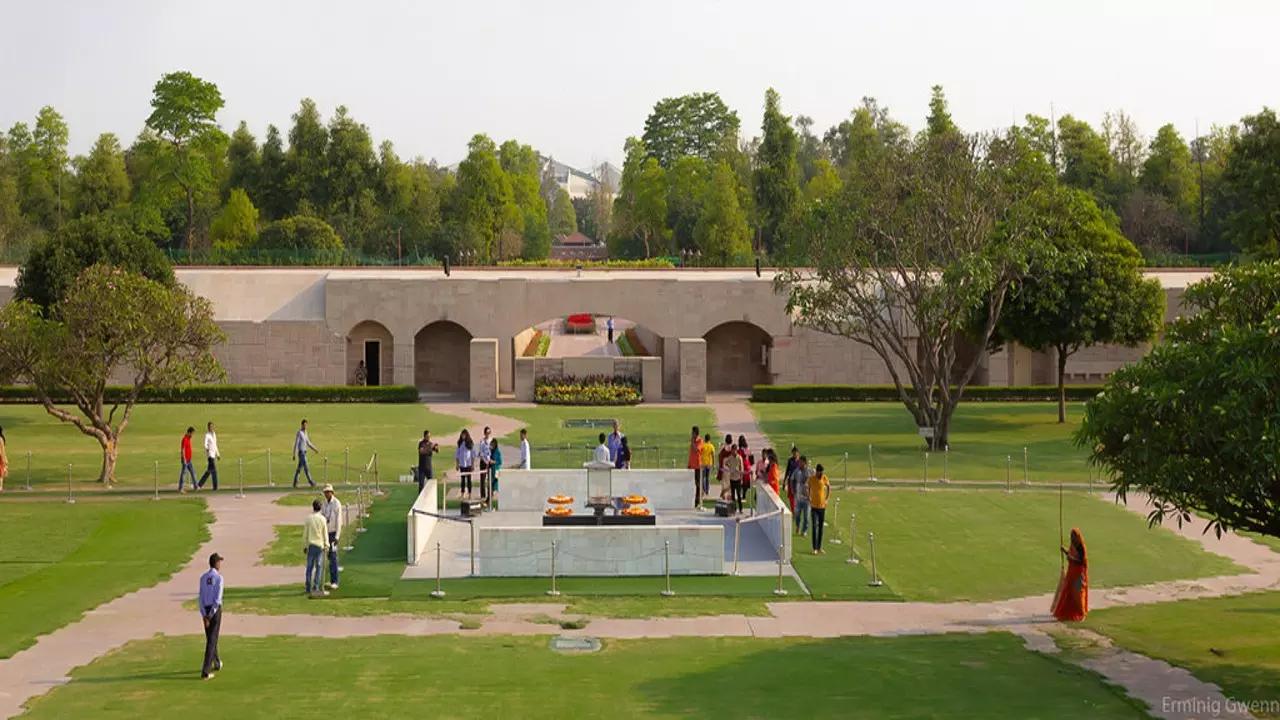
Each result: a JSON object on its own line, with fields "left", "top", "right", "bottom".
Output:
{"left": 320, "top": 485, "right": 343, "bottom": 590}
{"left": 303, "top": 499, "right": 329, "bottom": 596}
{"left": 198, "top": 552, "right": 225, "bottom": 679}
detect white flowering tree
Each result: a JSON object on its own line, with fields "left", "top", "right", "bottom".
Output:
{"left": 1077, "top": 262, "right": 1280, "bottom": 539}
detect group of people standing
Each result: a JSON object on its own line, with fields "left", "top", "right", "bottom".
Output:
{"left": 781, "top": 447, "right": 831, "bottom": 554}
{"left": 415, "top": 426, "right": 533, "bottom": 501}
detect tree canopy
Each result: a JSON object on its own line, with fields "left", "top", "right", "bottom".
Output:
{"left": 641, "top": 92, "right": 740, "bottom": 169}
{"left": 1077, "top": 261, "right": 1280, "bottom": 539}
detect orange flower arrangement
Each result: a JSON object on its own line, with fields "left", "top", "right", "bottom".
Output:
{"left": 545, "top": 506, "right": 573, "bottom": 517}
{"left": 622, "top": 494, "right": 648, "bottom": 505}
{"left": 547, "top": 495, "right": 574, "bottom": 505}
{"left": 621, "top": 507, "right": 651, "bottom": 516}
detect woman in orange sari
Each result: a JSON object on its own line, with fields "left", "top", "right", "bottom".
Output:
{"left": 1051, "top": 528, "right": 1088, "bottom": 621}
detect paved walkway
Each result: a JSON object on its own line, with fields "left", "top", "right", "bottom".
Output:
{"left": 2, "top": 398, "right": 1278, "bottom": 718}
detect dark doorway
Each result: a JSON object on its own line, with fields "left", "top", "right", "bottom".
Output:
{"left": 364, "top": 341, "right": 382, "bottom": 386}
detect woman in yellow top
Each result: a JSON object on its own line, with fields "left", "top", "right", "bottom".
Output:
{"left": 807, "top": 464, "right": 831, "bottom": 554}
{"left": 699, "top": 433, "right": 715, "bottom": 500}
{"left": 0, "top": 425, "right": 8, "bottom": 492}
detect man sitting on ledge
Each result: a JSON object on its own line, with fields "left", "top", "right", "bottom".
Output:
{"left": 586, "top": 433, "right": 613, "bottom": 469}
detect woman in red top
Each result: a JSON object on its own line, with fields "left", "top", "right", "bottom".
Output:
{"left": 687, "top": 426, "right": 703, "bottom": 509}
{"left": 765, "top": 448, "right": 781, "bottom": 496}
{"left": 733, "top": 436, "right": 751, "bottom": 514}
{"left": 178, "top": 426, "right": 196, "bottom": 493}
{"left": 1051, "top": 528, "right": 1089, "bottom": 621}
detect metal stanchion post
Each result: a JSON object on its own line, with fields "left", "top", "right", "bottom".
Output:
{"left": 661, "top": 541, "right": 675, "bottom": 596}
{"left": 868, "top": 443, "right": 875, "bottom": 482}
{"left": 469, "top": 520, "right": 476, "bottom": 577}
{"left": 373, "top": 452, "right": 381, "bottom": 495}
{"left": 342, "top": 504, "right": 354, "bottom": 551}
{"left": 1005, "top": 455, "right": 1012, "bottom": 494}
{"left": 846, "top": 514, "right": 859, "bottom": 564}
{"left": 1023, "top": 446, "right": 1029, "bottom": 484}
{"left": 344, "top": 447, "right": 350, "bottom": 484}
{"left": 547, "top": 541, "right": 561, "bottom": 596}
{"left": 323, "top": 456, "right": 329, "bottom": 485}
{"left": 66, "top": 463, "right": 75, "bottom": 504}
{"left": 267, "top": 447, "right": 273, "bottom": 487}
{"left": 430, "top": 542, "right": 446, "bottom": 598}
{"left": 943, "top": 447, "right": 949, "bottom": 483}
{"left": 774, "top": 544, "right": 788, "bottom": 596}
{"left": 356, "top": 488, "right": 367, "bottom": 533}
{"left": 830, "top": 497, "right": 842, "bottom": 544}
{"left": 153, "top": 460, "right": 160, "bottom": 500}
{"left": 1089, "top": 466, "right": 1094, "bottom": 491}
{"left": 25, "top": 451, "right": 31, "bottom": 491}
{"left": 868, "top": 532, "right": 883, "bottom": 587}
{"left": 732, "top": 519, "right": 741, "bottom": 575}
{"left": 843, "top": 451, "right": 848, "bottom": 485}
{"left": 236, "top": 457, "right": 246, "bottom": 498}
{"left": 920, "top": 451, "right": 929, "bottom": 492}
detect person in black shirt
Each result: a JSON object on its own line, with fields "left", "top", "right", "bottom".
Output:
{"left": 417, "top": 430, "right": 438, "bottom": 493}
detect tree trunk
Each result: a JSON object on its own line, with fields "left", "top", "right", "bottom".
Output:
{"left": 186, "top": 187, "right": 196, "bottom": 255}
{"left": 99, "top": 436, "right": 118, "bottom": 485}
{"left": 930, "top": 413, "right": 950, "bottom": 451}
{"left": 1057, "top": 346, "right": 1069, "bottom": 424}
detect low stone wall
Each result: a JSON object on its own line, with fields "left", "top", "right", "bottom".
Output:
{"left": 751, "top": 482, "right": 793, "bottom": 564}
{"left": 406, "top": 479, "right": 438, "bottom": 566}
{"left": 477, "top": 524, "right": 724, "bottom": 576}
{"left": 498, "top": 469, "right": 694, "bottom": 512}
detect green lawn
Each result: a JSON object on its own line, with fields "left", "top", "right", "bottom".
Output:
{"left": 273, "top": 490, "right": 358, "bottom": 507}
{"left": 1087, "top": 592, "right": 1280, "bottom": 719}
{"left": 22, "top": 633, "right": 1147, "bottom": 719}
{"left": 0, "top": 403, "right": 465, "bottom": 490}
{"left": 0, "top": 498, "right": 211, "bottom": 658}
{"left": 792, "top": 489, "right": 1244, "bottom": 602}
{"left": 488, "top": 406, "right": 716, "bottom": 469}
{"left": 752, "top": 401, "right": 1092, "bottom": 484}
{"left": 1242, "top": 531, "right": 1280, "bottom": 554}
{"left": 258, "top": 526, "right": 304, "bottom": 566}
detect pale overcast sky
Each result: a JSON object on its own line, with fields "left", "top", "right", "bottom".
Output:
{"left": 1, "top": 0, "right": 1276, "bottom": 169}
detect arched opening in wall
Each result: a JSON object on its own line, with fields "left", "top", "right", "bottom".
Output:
{"left": 703, "top": 321, "right": 772, "bottom": 391}
{"left": 517, "top": 314, "right": 659, "bottom": 358}
{"left": 347, "top": 321, "right": 393, "bottom": 386}
{"left": 414, "top": 321, "right": 472, "bottom": 394}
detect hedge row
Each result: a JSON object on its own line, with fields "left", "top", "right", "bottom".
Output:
{"left": 0, "top": 385, "right": 421, "bottom": 404}
{"left": 751, "top": 384, "right": 1104, "bottom": 403}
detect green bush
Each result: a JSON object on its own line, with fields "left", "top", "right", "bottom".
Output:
{"left": 751, "top": 384, "right": 1104, "bottom": 403}
{"left": 534, "top": 375, "right": 642, "bottom": 406}
{"left": 535, "top": 333, "right": 551, "bottom": 357}
{"left": 0, "top": 385, "right": 420, "bottom": 404}
{"left": 617, "top": 334, "right": 636, "bottom": 356}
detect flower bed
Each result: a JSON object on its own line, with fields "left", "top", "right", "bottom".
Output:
{"left": 618, "top": 327, "right": 650, "bottom": 356}
{"left": 535, "top": 374, "right": 642, "bottom": 406}
{"left": 522, "top": 330, "right": 551, "bottom": 357}
{"left": 564, "top": 313, "right": 595, "bottom": 334}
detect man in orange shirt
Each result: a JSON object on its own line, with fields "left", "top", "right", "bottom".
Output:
{"left": 178, "top": 426, "right": 196, "bottom": 493}
{"left": 687, "top": 426, "right": 704, "bottom": 510}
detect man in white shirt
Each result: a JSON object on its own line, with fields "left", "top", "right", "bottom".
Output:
{"left": 519, "top": 428, "right": 531, "bottom": 469}
{"left": 197, "top": 421, "right": 221, "bottom": 491}
{"left": 320, "top": 484, "right": 343, "bottom": 590}
{"left": 592, "top": 432, "right": 611, "bottom": 466}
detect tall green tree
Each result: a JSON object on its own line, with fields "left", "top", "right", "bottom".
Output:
{"left": 695, "top": 161, "right": 751, "bottom": 265}
{"left": 258, "top": 124, "right": 289, "bottom": 220}
{"left": 1141, "top": 125, "right": 1197, "bottom": 218}
{"left": 753, "top": 88, "right": 800, "bottom": 256}
{"left": 1077, "top": 261, "right": 1280, "bottom": 539}
{"left": 325, "top": 106, "right": 376, "bottom": 214}
{"left": 210, "top": 188, "right": 259, "bottom": 250}
{"left": 924, "top": 85, "right": 958, "bottom": 139}
{"left": 801, "top": 159, "right": 841, "bottom": 204}
{"left": 286, "top": 99, "right": 328, "bottom": 213}
{"left": 794, "top": 115, "right": 826, "bottom": 185}
{"left": 144, "top": 71, "right": 226, "bottom": 252}
{"left": 226, "top": 121, "right": 260, "bottom": 201}
{"left": 666, "top": 156, "right": 709, "bottom": 253}
{"left": 73, "top": 133, "right": 130, "bottom": 217}
{"left": 823, "top": 98, "right": 908, "bottom": 178}
{"left": 499, "top": 140, "right": 548, "bottom": 261}
{"left": 1102, "top": 109, "right": 1144, "bottom": 205}
{"left": 0, "top": 265, "right": 225, "bottom": 484}
{"left": 988, "top": 186, "right": 1165, "bottom": 422}
{"left": 549, "top": 187, "right": 577, "bottom": 236}
{"left": 641, "top": 92, "right": 740, "bottom": 169}
{"left": 611, "top": 137, "right": 667, "bottom": 258}
{"left": 1216, "top": 108, "right": 1280, "bottom": 257}
{"left": 455, "top": 134, "right": 515, "bottom": 262}
{"left": 1057, "top": 115, "right": 1115, "bottom": 208}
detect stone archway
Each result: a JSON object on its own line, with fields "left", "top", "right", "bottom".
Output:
{"left": 347, "top": 320, "right": 393, "bottom": 386}
{"left": 703, "top": 321, "right": 772, "bottom": 391}
{"left": 414, "top": 321, "right": 473, "bottom": 394}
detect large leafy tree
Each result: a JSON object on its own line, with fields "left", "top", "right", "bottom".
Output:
{"left": 210, "top": 188, "right": 259, "bottom": 250}
{"left": 257, "top": 124, "right": 289, "bottom": 220}
{"left": 641, "top": 92, "right": 740, "bottom": 169}
{"left": 988, "top": 186, "right": 1165, "bottom": 422}
{"left": 753, "top": 88, "right": 800, "bottom": 256}
{"left": 666, "top": 155, "right": 709, "bottom": 253}
{"left": 823, "top": 98, "right": 909, "bottom": 177}
{"left": 73, "top": 133, "right": 131, "bottom": 217}
{"left": 549, "top": 188, "right": 577, "bottom": 237}
{"left": 778, "top": 126, "right": 1042, "bottom": 450}
{"left": 1141, "top": 124, "right": 1197, "bottom": 217}
{"left": 454, "top": 134, "right": 515, "bottom": 262}
{"left": 15, "top": 213, "right": 174, "bottom": 311}
{"left": 1216, "top": 108, "right": 1280, "bottom": 257}
{"left": 0, "top": 265, "right": 225, "bottom": 484}
{"left": 145, "top": 71, "right": 226, "bottom": 252}
{"left": 695, "top": 161, "right": 751, "bottom": 265}
{"left": 226, "top": 121, "right": 261, "bottom": 201}
{"left": 611, "top": 137, "right": 668, "bottom": 258}
{"left": 1077, "top": 262, "right": 1280, "bottom": 539}
{"left": 1057, "top": 115, "right": 1115, "bottom": 208}
{"left": 500, "top": 140, "right": 549, "bottom": 261}
{"left": 285, "top": 99, "right": 329, "bottom": 213}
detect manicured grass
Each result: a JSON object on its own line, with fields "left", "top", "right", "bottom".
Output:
{"left": 0, "top": 498, "right": 211, "bottom": 658}
{"left": 258, "top": 526, "right": 305, "bottom": 567}
{"left": 489, "top": 406, "right": 716, "bottom": 469}
{"left": 752, "top": 401, "right": 1091, "bottom": 483}
{"left": 273, "top": 490, "right": 358, "bottom": 507}
{"left": 1087, "top": 592, "right": 1280, "bottom": 719}
{"left": 1242, "top": 531, "right": 1280, "bottom": 554}
{"left": 0, "top": 403, "right": 465, "bottom": 490}
{"left": 22, "top": 633, "right": 1147, "bottom": 719}
{"left": 795, "top": 489, "right": 1244, "bottom": 603}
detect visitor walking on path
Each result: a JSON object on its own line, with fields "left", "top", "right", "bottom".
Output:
{"left": 717, "top": 435, "right": 736, "bottom": 502}
{"left": 488, "top": 439, "right": 502, "bottom": 496}
{"left": 1052, "top": 529, "right": 1090, "bottom": 621}
{"left": 733, "top": 436, "right": 752, "bottom": 514}
{"left": 178, "top": 426, "right": 196, "bottom": 493}
{"left": 321, "top": 485, "right": 342, "bottom": 590}
{"left": 478, "top": 427, "right": 493, "bottom": 501}
{"left": 808, "top": 464, "right": 831, "bottom": 554}
{"left": 197, "top": 422, "right": 220, "bottom": 491}
{"left": 607, "top": 316, "right": 615, "bottom": 343}
{"left": 417, "top": 430, "right": 438, "bottom": 493}
{"left": 198, "top": 552, "right": 224, "bottom": 680}
{"left": 0, "top": 425, "right": 8, "bottom": 492}
{"left": 688, "top": 427, "right": 704, "bottom": 510}
{"left": 303, "top": 500, "right": 329, "bottom": 596}
{"left": 519, "top": 428, "right": 531, "bottom": 469}
{"left": 292, "top": 419, "right": 320, "bottom": 488}
{"left": 699, "top": 433, "right": 714, "bottom": 497}
{"left": 792, "top": 456, "right": 812, "bottom": 536}
{"left": 765, "top": 448, "right": 781, "bottom": 496}
{"left": 784, "top": 447, "right": 800, "bottom": 512}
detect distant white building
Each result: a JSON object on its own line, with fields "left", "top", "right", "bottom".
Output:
{"left": 543, "top": 158, "right": 620, "bottom": 200}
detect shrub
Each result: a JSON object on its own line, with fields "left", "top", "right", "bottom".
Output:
{"left": 0, "top": 384, "right": 419, "bottom": 404}
{"left": 535, "top": 333, "right": 551, "bottom": 356}
{"left": 623, "top": 327, "right": 650, "bottom": 356}
{"left": 534, "top": 374, "right": 642, "bottom": 406}
{"left": 255, "top": 215, "right": 343, "bottom": 253}
{"left": 617, "top": 334, "right": 637, "bottom": 356}
{"left": 750, "top": 384, "right": 1105, "bottom": 403}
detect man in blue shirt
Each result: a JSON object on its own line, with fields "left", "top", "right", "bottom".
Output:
{"left": 606, "top": 421, "right": 624, "bottom": 463}
{"left": 198, "top": 552, "right": 225, "bottom": 679}
{"left": 293, "top": 419, "right": 319, "bottom": 488}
